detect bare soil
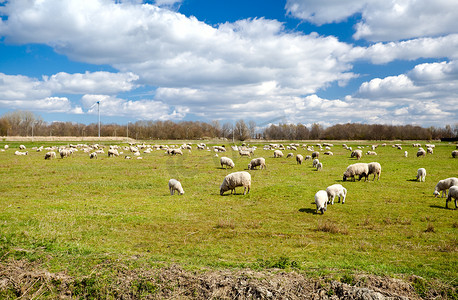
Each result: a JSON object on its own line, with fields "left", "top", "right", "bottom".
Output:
{"left": 2, "top": 259, "right": 454, "bottom": 299}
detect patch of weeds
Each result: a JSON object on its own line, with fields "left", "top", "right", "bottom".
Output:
{"left": 256, "top": 256, "right": 300, "bottom": 270}
{"left": 425, "top": 223, "right": 435, "bottom": 233}
{"left": 340, "top": 273, "right": 356, "bottom": 285}
{"left": 420, "top": 216, "right": 437, "bottom": 222}
{"left": 437, "top": 241, "right": 457, "bottom": 252}
{"left": 131, "top": 278, "right": 159, "bottom": 297}
{"left": 215, "top": 219, "right": 236, "bottom": 229}
{"left": 316, "top": 221, "right": 348, "bottom": 235}
{"left": 452, "top": 222, "right": 458, "bottom": 228}
{"left": 71, "top": 275, "right": 105, "bottom": 298}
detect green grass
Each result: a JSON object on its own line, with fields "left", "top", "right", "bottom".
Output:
{"left": 0, "top": 140, "right": 457, "bottom": 285}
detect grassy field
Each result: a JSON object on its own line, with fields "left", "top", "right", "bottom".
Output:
{"left": 0, "top": 139, "right": 457, "bottom": 297}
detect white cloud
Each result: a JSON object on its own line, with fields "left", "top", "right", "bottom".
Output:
{"left": 286, "top": 0, "right": 458, "bottom": 42}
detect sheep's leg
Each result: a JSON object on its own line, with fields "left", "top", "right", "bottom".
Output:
{"left": 170, "top": 188, "right": 174, "bottom": 195}
{"left": 455, "top": 198, "right": 457, "bottom": 208}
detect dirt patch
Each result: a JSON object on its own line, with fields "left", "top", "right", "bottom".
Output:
{"left": 0, "top": 259, "right": 454, "bottom": 299}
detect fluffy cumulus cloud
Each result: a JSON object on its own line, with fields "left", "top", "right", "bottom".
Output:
{"left": 286, "top": 0, "right": 458, "bottom": 42}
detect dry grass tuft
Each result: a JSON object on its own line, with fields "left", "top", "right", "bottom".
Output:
{"left": 424, "top": 223, "right": 435, "bottom": 233}
{"left": 316, "top": 221, "right": 349, "bottom": 235}
{"left": 215, "top": 219, "right": 236, "bottom": 229}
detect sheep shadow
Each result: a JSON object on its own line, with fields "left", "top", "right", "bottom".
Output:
{"left": 299, "top": 208, "right": 317, "bottom": 214}
{"left": 429, "top": 205, "right": 455, "bottom": 210}
{"left": 406, "top": 179, "right": 419, "bottom": 182}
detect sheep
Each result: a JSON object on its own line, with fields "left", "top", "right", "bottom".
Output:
{"left": 445, "top": 186, "right": 458, "bottom": 209}
{"left": 404, "top": 151, "right": 408, "bottom": 157}
{"left": 452, "top": 150, "right": 457, "bottom": 158}
{"left": 4, "top": 145, "right": 8, "bottom": 150}
{"left": 14, "top": 151, "right": 28, "bottom": 156}
{"left": 417, "top": 149, "right": 426, "bottom": 157}
{"left": 314, "top": 190, "right": 328, "bottom": 214}
{"left": 273, "top": 150, "right": 283, "bottom": 158}
{"left": 248, "top": 157, "right": 266, "bottom": 170}
{"left": 19, "top": 145, "right": 26, "bottom": 150}
{"left": 351, "top": 149, "right": 362, "bottom": 160}
{"left": 171, "top": 149, "right": 183, "bottom": 155}
{"left": 316, "top": 162, "right": 323, "bottom": 171}
{"left": 326, "top": 184, "right": 347, "bottom": 204}
{"left": 286, "top": 152, "right": 294, "bottom": 158}
{"left": 168, "top": 179, "right": 184, "bottom": 195}
{"left": 367, "top": 162, "right": 381, "bottom": 181}
{"left": 59, "top": 149, "right": 72, "bottom": 158}
{"left": 89, "top": 152, "right": 98, "bottom": 159}
{"left": 416, "top": 168, "right": 426, "bottom": 182}
{"left": 296, "top": 154, "right": 304, "bottom": 165}
{"left": 343, "top": 163, "right": 369, "bottom": 182}
{"left": 311, "top": 151, "right": 319, "bottom": 159}
{"left": 304, "top": 155, "right": 312, "bottom": 160}
{"left": 108, "top": 149, "right": 119, "bottom": 157}
{"left": 366, "top": 151, "right": 377, "bottom": 156}
{"left": 220, "top": 171, "right": 251, "bottom": 195}
{"left": 324, "top": 151, "right": 333, "bottom": 156}
{"left": 312, "top": 158, "right": 319, "bottom": 168}
{"left": 239, "top": 150, "right": 251, "bottom": 157}
{"left": 433, "top": 177, "right": 458, "bottom": 198}
{"left": 220, "top": 157, "right": 235, "bottom": 169}
{"left": 44, "top": 151, "right": 56, "bottom": 160}
{"left": 427, "top": 147, "right": 433, "bottom": 154}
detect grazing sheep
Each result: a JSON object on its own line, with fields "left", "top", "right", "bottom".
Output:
{"left": 220, "top": 171, "right": 251, "bottom": 195}
{"left": 296, "top": 154, "right": 304, "bottom": 165}
{"left": 220, "top": 157, "right": 235, "bottom": 169}
{"left": 248, "top": 157, "right": 266, "bottom": 170}
{"left": 351, "top": 149, "right": 363, "bottom": 160}
{"left": 172, "top": 149, "right": 183, "bottom": 155}
{"left": 311, "top": 151, "right": 319, "bottom": 159}
{"left": 90, "top": 152, "right": 98, "bottom": 159}
{"left": 168, "top": 179, "right": 184, "bottom": 195}
{"left": 273, "top": 150, "right": 283, "bottom": 158}
{"left": 343, "top": 163, "right": 369, "bottom": 182}
{"left": 314, "top": 190, "right": 328, "bottom": 214}
{"left": 316, "top": 162, "right": 323, "bottom": 171}
{"left": 312, "top": 158, "right": 319, "bottom": 168}
{"left": 19, "top": 145, "right": 26, "bottom": 150}
{"left": 367, "top": 162, "right": 381, "bottom": 181}
{"left": 416, "top": 168, "right": 426, "bottom": 182}
{"left": 239, "top": 150, "right": 251, "bottom": 157}
{"left": 404, "top": 151, "right": 408, "bottom": 157}
{"left": 427, "top": 147, "right": 433, "bottom": 154}
{"left": 4, "top": 145, "right": 8, "bottom": 150}
{"left": 44, "top": 151, "right": 56, "bottom": 160}
{"left": 446, "top": 186, "right": 458, "bottom": 209}
{"left": 452, "top": 150, "right": 457, "bottom": 158}
{"left": 433, "top": 177, "right": 458, "bottom": 198}
{"left": 324, "top": 151, "right": 333, "bottom": 156}
{"left": 417, "top": 149, "right": 426, "bottom": 157}
{"left": 108, "top": 149, "right": 119, "bottom": 157}
{"left": 366, "top": 151, "right": 377, "bottom": 156}
{"left": 59, "top": 149, "right": 72, "bottom": 158}
{"left": 286, "top": 153, "right": 294, "bottom": 158}
{"left": 326, "top": 184, "right": 347, "bottom": 204}
{"left": 304, "top": 155, "right": 312, "bottom": 160}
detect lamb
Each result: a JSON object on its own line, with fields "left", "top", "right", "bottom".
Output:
{"left": 248, "top": 157, "right": 266, "bottom": 170}
{"left": 367, "top": 162, "right": 381, "bottom": 181}
{"left": 343, "top": 163, "right": 369, "bottom": 182}
{"left": 220, "top": 171, "right": 251, "bottom": 195}
{"left": 417, "top": 149, "right": 426, "bottom": 157}
{"left": 314, "top": 190, "right": 328, "bottom": 214}
{"left": 316, "top": 162, "right": 323, "bottom": 171}
{"left": 296, "top": 154, "right": 304, "bottom": 165}
{"left": 220, "top": 157, "right": 235, "bottom": 169}
{"left": 168, "top": 179, "right": 184, "bottom": 195}
{"left": 312, "top": 158, "right": 319, "bottom": 168}
{"left": 452, "top": 150, "right": 457, "bottom": 158}
{"left": 445, "top": 186, "right": 458, "bottom": 209}
{"left": 416, "top": 168, "right": 426, "bottom": 182}
{"left": 326, "top": 184, "right": 347, "bottom": 204}
{"left": 351, "top": 149, "right": 362, "bottom": 160}
{"left": 273, "top": 150, "right": 283, "bottom": 158}
{"left": 433, "top": 177, "right": 458, "bottom": 198}
{"left": 366, "top": 151, "right": 377, "bottom": 156}
{"left": 44, "top": 151, "right": 56, "bottom": 160}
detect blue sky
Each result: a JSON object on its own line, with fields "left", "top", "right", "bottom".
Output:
{"left": 0, "top": 0, "right": 457, "bottom": 128}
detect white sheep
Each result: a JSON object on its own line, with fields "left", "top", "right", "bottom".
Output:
{"left": 296, "top": 154, "right": 304, "bottom": 165}
{"left": 367, "top": 162, "right": 381, "bottom": 181}
{"left": 312, "top": 151, "right": 319, "bottom": 159}
{"left": 343, "top": 163, "right": 369, "bottom": 182}
{"left": 366, "top": 151, "right": 377, "bottom": 156}
{"left": 248, "top": 157, "right": 266, "bottom": 170}
{"left": 312, "top": 158, "right": 319, "bottom": 168}
{"left": 324, "top": 151, "right": 333, "bottom": 156}
{"left": 14, "top": 151, "right": 28, "bottom": 156}
{"left": 314, "top": 190, "right": 328, "bottom": 214}
{"left": 316, "top": 162, "right": 323, "bottom": 171}
{"left": 286, "top": 152, "right": 294, "bottom": 158}
{"left": 326, "top": 184, "right": 347, "bottom": 204}
{"left": 220, "top": 171, "right": 251, "bottom": 195}
{"left": 108, "top": 149, "right": 119, "bottom": 157}
{"left": 59, "top": 149, "right": 72, "bottom": 158}
{"left": 416, "top": 149, "right": 426, "bottom": 157}
{"left": 416, "top": 168, "right": 426, "bottom": 182}
{"left": 19, "top": 145, "right": 26, "bottom": 150}
{"left": 273, "top": 150, "right": 283, "bottom": 158}
{"left": 427, "top": 147, "right": 433, "bottom": 154}
{"left": 404, "top": 151, "right": 408, "bottom": 157}
{"left": 446, "top": 186, "right": 458, "bottom": 209}
{"left": 44, "top": 151, "right": 56, "bottom": 160}
{"left": 433, "top": 177, "right": 458, "bottom": 198}
{"left": 4, "top": 145, "right": 8, "bottom": 150}
{"left": 220, "top": 157, "right": 235, "bottom": 169}
{"left": 90, "top": 152, "right": 98, "bottom": 159}
{"left": 168, "top": 179, "right": 184, "bottom": 195}
{"left": 351, "top": 149, "right": 362, "bottom": 160}
{"left": 239, "top": 150, "right": 251, "bottom": 157}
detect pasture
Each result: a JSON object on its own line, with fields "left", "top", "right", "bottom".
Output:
{"left": 0, "top": 140, "right": 457, "bottom": 297}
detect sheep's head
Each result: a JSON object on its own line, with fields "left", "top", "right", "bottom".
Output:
{"left": 433, "top": 190, "right": 440, "bottom": 197}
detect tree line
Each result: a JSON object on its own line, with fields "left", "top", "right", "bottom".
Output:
{"left": 0, "top": 110, "right": 456, "bottom": 141}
